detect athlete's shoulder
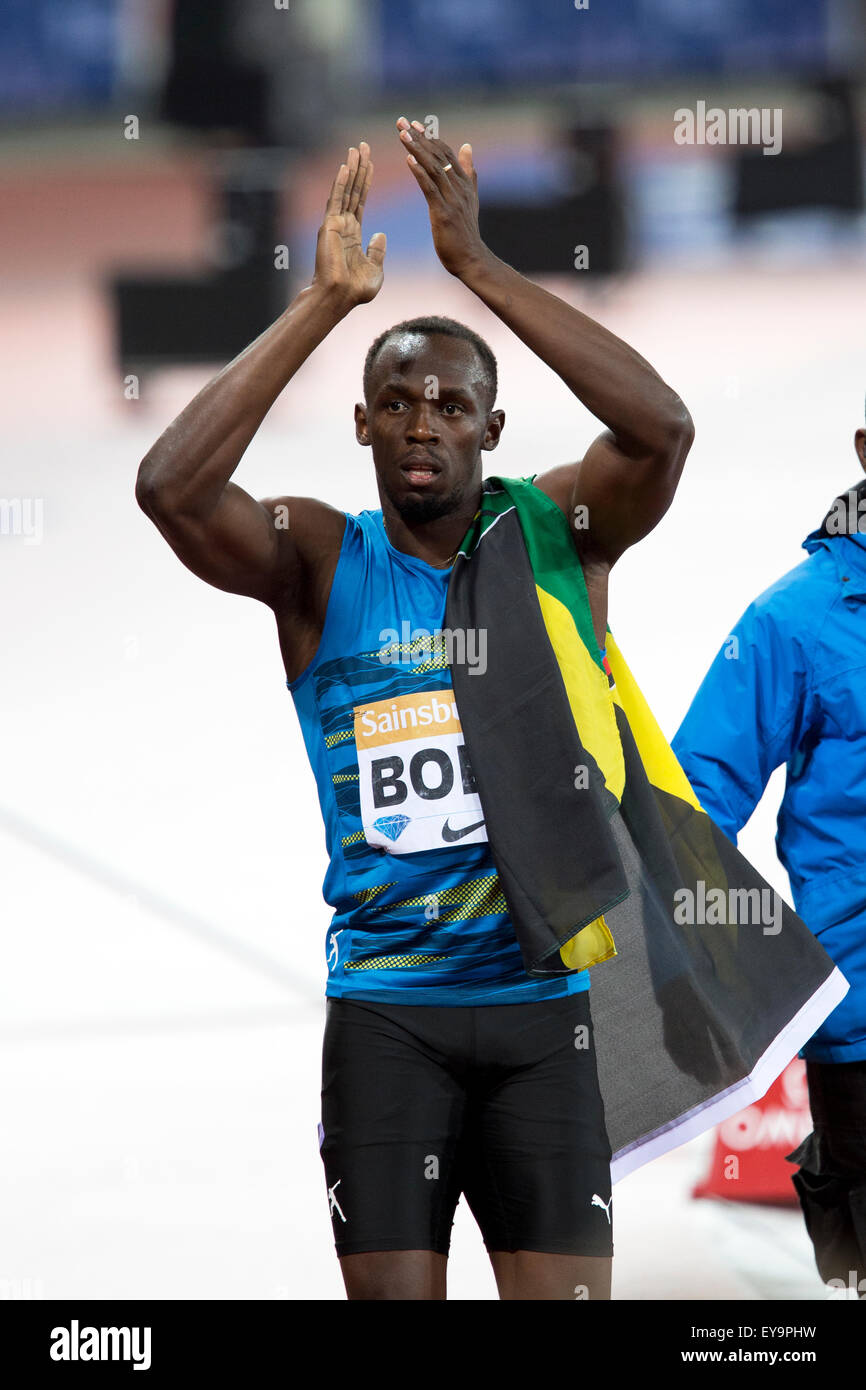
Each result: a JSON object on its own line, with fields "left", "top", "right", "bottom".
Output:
{"left": 519, "top": 464, "right": 576, "bottom": 518}
{"left": 257, "top": 495, "right": 348, "bottom": 564}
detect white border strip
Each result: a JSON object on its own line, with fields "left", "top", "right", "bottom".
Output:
{"left": 610, "top": 965, "right": 850, "bottom": 1185}
{"left": 455, "top": 501, "right": 515, "bottom": 560}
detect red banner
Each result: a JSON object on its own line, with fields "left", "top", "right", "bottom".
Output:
{"left": 692, "top": 1059, "right": 811, "bottom": 1205}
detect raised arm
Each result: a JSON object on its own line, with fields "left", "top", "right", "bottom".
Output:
{"left": 135, "top": 143, "right": 386, "bottom": 606}
{"left": 395, "top": 117, "right": 693, "bottom": 567}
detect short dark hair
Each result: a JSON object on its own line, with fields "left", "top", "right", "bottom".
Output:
{"left": 363, "top": 315, "right": 497, "bottom": 409}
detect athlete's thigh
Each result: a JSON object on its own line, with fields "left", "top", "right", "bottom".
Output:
{"left": 339, "top": 1249, "right": 448, "bottom": 1300}
{"left": 488, "top": 1250, "right": 612, "bottom": 1301}
{"left": 320, "top": 998, "right": 469, "bottom": 1265}
{"left": 462, "top": 992, "right": 614, "bottom": 1269}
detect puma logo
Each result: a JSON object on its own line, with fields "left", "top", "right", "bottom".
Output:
{"left": 591, "top": 1193, "right": 612, "bottom": 1224}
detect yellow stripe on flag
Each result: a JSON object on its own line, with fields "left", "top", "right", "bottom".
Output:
{"left": 535, "top": 585, "right": 625, "bottom": 801}
{"left": 605, "top": 632, "right": 704, "bottom": 812}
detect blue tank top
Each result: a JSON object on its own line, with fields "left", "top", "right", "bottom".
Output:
{"left": 287, "top": 508, "right": 590, "bottom": 1005}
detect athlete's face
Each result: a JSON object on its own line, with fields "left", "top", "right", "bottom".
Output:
{"left": 355, "top": 334, "right": 504, "bottom": 523}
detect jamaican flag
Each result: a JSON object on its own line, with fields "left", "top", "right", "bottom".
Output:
{"left": 445, "top": 475, "right": 847, "bottom": 1181}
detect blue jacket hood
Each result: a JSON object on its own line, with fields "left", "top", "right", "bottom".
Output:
{"left": 802, "top": 476, "right": 866, "bottom": 596}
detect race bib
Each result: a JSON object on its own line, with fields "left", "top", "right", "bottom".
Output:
{"left": 354, "top": 688, "right": 488, "bottom": 854}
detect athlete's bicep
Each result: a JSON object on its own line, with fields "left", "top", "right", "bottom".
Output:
{"left": 140, "top": 481, "right": 299, "bottom": 604}
{"left": 535, "top": 423, "right": 691, "bottom": 567}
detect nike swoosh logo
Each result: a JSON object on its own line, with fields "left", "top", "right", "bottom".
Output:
{"left": 441, "top": 817, "right": 486, "bottom": 842}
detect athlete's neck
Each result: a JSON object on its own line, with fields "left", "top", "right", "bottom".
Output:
{"left": 380, "top": 494, "right": 481, "bottom": 569}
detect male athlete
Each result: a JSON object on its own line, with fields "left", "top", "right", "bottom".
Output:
{"left": 136, "top": 117, "right": 694, "bottom": 1300}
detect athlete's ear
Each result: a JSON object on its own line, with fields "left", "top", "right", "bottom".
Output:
{"left": 355, "top": 402, "right": 372, "bottom": 446}
{"left": 481, "top": 408, "right": 505, "bottom": 452}
{"left": 855, "top": 427, "right": 866, "bottom": 474}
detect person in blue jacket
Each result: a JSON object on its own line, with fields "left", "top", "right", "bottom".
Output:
{"left": 672, "top": 425, "right": 866, "bottom": 1293}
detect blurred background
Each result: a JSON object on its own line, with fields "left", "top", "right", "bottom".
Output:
{"left": 3, "top": 0, "right": 866, "bottom": 1300}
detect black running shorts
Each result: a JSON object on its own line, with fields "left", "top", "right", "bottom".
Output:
{"left": 318, "top": 991, "right": 613, "bottom": 1257}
